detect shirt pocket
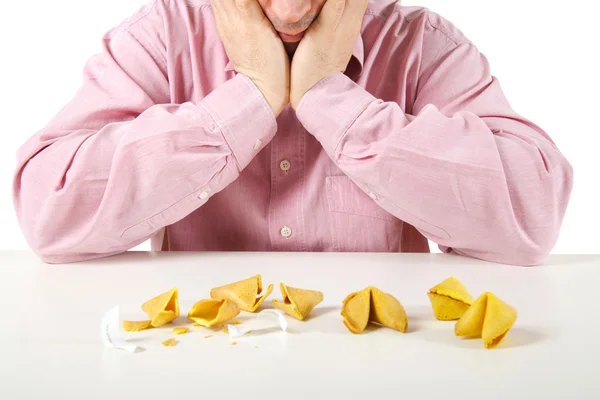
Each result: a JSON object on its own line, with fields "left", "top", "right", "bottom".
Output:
{"left": 326, "top": 175, "right": 403, "bottom": 252}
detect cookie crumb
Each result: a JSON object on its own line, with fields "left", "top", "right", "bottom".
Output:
{"left": 162, "top": 338, "right": 177, "bottom": 347}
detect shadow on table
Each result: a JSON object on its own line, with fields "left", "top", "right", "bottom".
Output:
{"left": 495, "top": 327, "right": 547, "bottom": 349}
{"left": 418, "top": 326, "right": 547, "bottom": 350}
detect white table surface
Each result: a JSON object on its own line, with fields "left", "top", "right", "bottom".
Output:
{"left": 0, "top": 251, "right": 599, "bottom": 399}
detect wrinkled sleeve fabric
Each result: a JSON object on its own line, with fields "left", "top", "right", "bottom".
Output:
{"left": 296, "top": 41, "right": 573, "bottom": 266}
{"left": 13, "top": 23, "right": 276, "bottom": 264}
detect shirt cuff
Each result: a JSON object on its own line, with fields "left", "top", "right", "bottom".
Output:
{"left": 201, "top": 73, "right": 277, "bottom": 170}
{"left": 295, "top": 72, "right": 375, "bottom": 156}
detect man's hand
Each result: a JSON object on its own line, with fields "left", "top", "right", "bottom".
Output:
{"left": 211, "top": 0, "right": 290, "bottom": 117}
{"left": 290, "top": 0, "right": 368, "bottom": 110}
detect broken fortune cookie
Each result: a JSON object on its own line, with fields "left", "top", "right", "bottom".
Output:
{"left": 187, "top": 298, "right": 240, "bottom": 327}
{"left": 272, "top": 283, "right": 324, "bottom": 320}
{"left": 122, "top": 287, "right": 180, "bottom": 332}
{"left": 341, "top": 286, "right": 407, "bottom": 334}
{"left": 454, "top": 292, "right": 517, "bottom": 349}
{"left": 210, "top": 275, "right": 273, "bottom": 312}
{"left": 427, "top": 277, "right": 474, "bottom": 320}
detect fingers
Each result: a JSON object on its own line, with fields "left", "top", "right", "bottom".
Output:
{"left": 234, "top": 0, "right": 264, "bottom": 18}
{"left": 315, "top": 0, "right": 368, "bottom": 32}
{"left": 211, "top": 0, "right": 262, "bottom": 21}
{"left": 316, "top": 0, "right": 346, "bottom": 31}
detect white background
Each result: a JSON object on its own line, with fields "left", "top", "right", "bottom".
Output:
{"left": 0, "top": 0, "right": 597, "bottom": 254}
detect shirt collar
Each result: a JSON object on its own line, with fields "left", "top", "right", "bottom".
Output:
{"left": 223, "top": 33, "right": 365, "bottom": 76}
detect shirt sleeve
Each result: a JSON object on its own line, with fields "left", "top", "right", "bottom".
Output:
{"left": 12, "top": 24, "right": 276, "bottom": 264}
{"left": 295, "top": 41, "right": 573, "bottom": 266}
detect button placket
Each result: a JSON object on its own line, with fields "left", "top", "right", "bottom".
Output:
{"left": 267, "top": 107, "right": 305, "bottom": 251}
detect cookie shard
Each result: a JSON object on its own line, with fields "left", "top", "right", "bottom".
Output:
{"left": 187, "top": 298, "right": 240, "bottom": 327}
{"left": 162, "top": 338, "right": 177, "bottom": 347}
{"left": 455, "top": 292, "right": 517, "bottom": 349}
{"left": 122, "top": 320, "right": 153, "bottom": 332}
{"left": 369, "top": 287, "right": 408, "bottom": 333}
{"left": 210, "top": 275, "right": 274, "bottom": 312}
{"left": 341, "top": 288, "right": 371, "bottom": 334}
{"left": 272, "top": 283, "right": 324, "bottom": 320}
{"left": 140, "top": 287, "right": 180, "bottom": 327}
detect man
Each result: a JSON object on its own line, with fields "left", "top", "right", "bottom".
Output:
{"left": 12, "top": 0, "right": 573, "bottom": 266}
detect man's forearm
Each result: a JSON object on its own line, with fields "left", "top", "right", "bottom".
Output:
{"left": 14, "top": 69, "right": 276, "bottom": 264}
{"left": 296, "top": 72, "right": 573, "bottom": 266}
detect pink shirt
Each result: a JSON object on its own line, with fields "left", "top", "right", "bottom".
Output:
{"left": 13, "top": 0, "right": 573, "bottom": 266}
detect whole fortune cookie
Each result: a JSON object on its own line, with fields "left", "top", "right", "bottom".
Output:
{"left": 454, "top": 292, "right": 518, "bottom": 349}
{"left": 341, "top": 286, "right": 407, "bottom": 333}
{"left": 210, "top": 274, "right": 274, "bottom": 312}
{"left": 427, "top": 277, "right": 474, "bottom": 320}
{"left": 122, "top": 287, "right": 180, "bottom": 332}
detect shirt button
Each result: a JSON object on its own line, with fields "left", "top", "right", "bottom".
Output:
{"left": 368, "top": 192, "right": 378, "bottom": 200}
{"left": 253, "top": 139, "right": 263, "bottom": 150}
{"left": 280, "top": 226, "right": 292, "bottom": 238}
{"left": 199, "top": 191, "right": 209, "bottom": 200}
{"left": 280, "top": 159, "right": 291, "bottom": 173}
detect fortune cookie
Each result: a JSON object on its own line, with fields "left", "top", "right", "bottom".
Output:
{"left": 427, "top": 277, "right": 474, "bottom": 320}
{"left": 123, "top": 287, "right": 180, "bottom": 331}
{"left": 210, "top": 275, "right": 274, "bottom": 312}
{"left": 454, "top": 292, "right": 517, "bottom": 349}
{"left": 341, "top": 286, "right": 407, "bottom": 333}
{"left": 187, "top": 298, "right": 240, "bottom": 327}
{"left": 272, "top": 283, "right": 324, "bottom": 320}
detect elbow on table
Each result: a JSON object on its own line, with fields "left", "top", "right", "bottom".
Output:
{"left": 16, "top": 207, "right": 124, "bottom": 265}
{"left": 25, "top": 230, "right": 126, "bottom": 265}
{"left": 447, "top": 238, "right": 553, "bottom": 267}
{"left": 503, "top": 240, "right": 554, "bottom": 267}
{"left": 491, "top": 156, "right": 573, "bottom": 266}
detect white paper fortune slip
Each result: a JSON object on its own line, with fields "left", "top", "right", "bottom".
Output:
{"left": 227, "top": 309, "right": 288, "bottom": 339}
{"left": 101, "top": 305, "right": 143, "bottom": 353}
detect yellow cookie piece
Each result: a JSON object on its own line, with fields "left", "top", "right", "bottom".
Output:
{"left": 122, "top": 320, "right": 153, "bottom": 332}
{"left": 341, "top": 286, "right": 407, "bottom": 334}
{"left": 455, "top": 292, "right": 517, "bottom": 349}
{"left": 141, "top": 287, "right": 180, "bottom": 327}
{"left": 173, "top": 327, "right": 189, "bottom": 335}
{"left": 123, "top": 287, "right": 180, "bottom": 331}
{"left": 272, "top": 283, "right": 324, "bottom": 320}
{"left": 210, "top": 275, "right": 274, "bottom": 312}
{"left": 187, "top": 298, "right": 240, "bottom": 327}
{"left": 162, "top": 338, "right": 177, "bottom": 347}
{"left": 427, "top": 277, "right": 474, "bottom": 320}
